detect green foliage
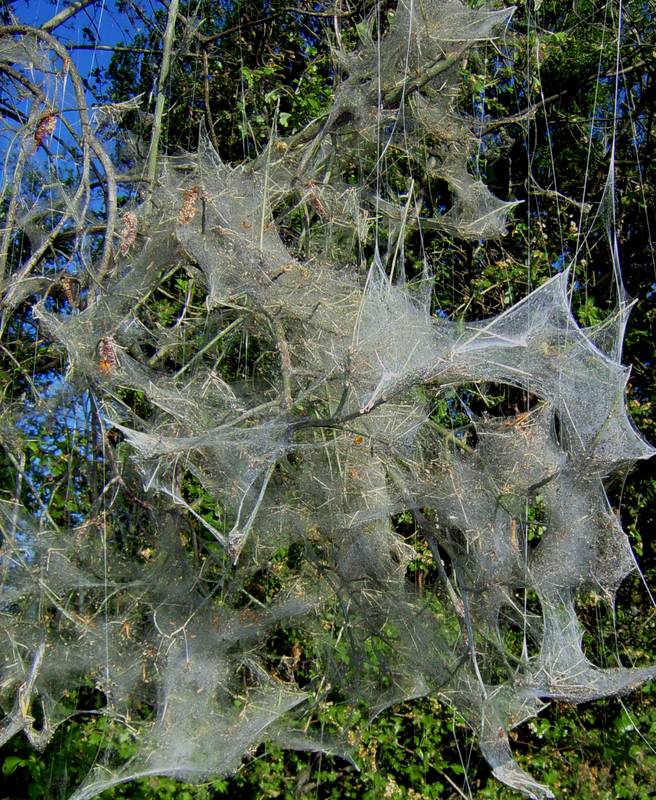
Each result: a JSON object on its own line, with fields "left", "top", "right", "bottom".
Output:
{"left": 5, "top": 684, "right": 654, "bottom": 798}
{"left": 1, "top": 0, "right": 655, "bottom": 797}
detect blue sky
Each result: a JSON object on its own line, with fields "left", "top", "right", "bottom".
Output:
{"left": 10, "top": 0, "right": 157, "bottom": 100}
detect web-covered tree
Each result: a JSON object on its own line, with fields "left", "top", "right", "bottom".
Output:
{"left": 0, "top": 2, "right": 655, "bottom": 799}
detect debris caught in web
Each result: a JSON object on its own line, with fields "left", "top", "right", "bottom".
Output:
{"left": 0, "top": 3, "right": 653, "bottom": 799}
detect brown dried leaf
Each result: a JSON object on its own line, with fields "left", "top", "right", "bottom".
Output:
{"left": 34, "top": 112, "right": 57, "bottom": 150}
{"left": 307, "top": 180, "right": 329, "bottom": 221}
{"left": 97, "top": 336, "right": 119, "bottom": 376}
{"left": 118, "top": 211, "right": 138, "bottom": 256}
{"left": 177, "top": 186, "right": 202, "bottom": 225}
{"left": 60, "top": 275, "right": 78, "bottom": 308}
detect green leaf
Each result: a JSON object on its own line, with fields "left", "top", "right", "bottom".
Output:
{"left": 2, "top": 755, "right": 27, "bottom": 776}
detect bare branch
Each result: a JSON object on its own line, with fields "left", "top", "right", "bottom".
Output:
{"left": 42, "top": 0, "right": 100, "bottom": 33}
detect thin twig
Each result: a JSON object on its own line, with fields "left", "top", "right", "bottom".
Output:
{"left": 199, "top": 5, "right": 358, "bottom": 45}
{"left": 144, "top": 0, "right": 180, "bottom": 213}
{"left": 202, "top": 48, "right": 221, "bottom": 152}
{"left": 0, "top": 26, "right": 116, "bottom": 300}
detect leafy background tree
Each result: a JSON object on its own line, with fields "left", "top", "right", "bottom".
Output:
{"left": 0, "top": 0, "right": 655, "bottom": 798}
